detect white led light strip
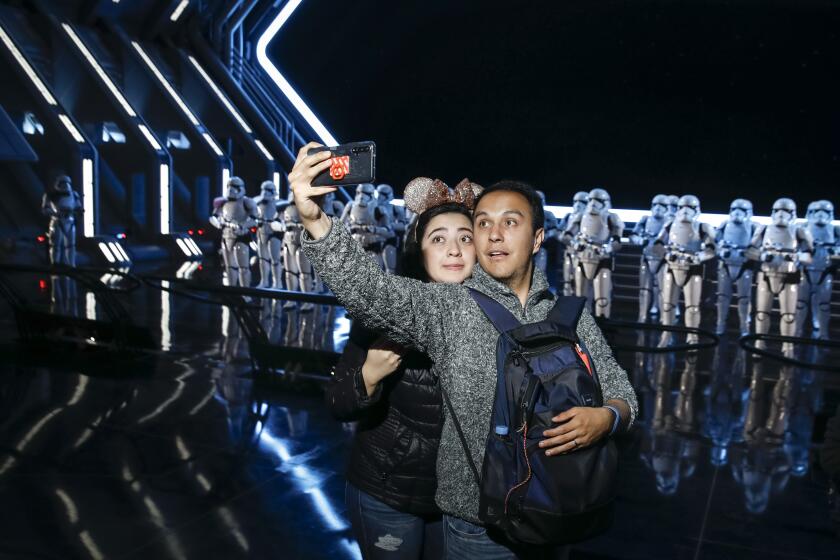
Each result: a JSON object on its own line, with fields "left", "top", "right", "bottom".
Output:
{"left": 132, "top": 42, "right": 199, "bottom": 125}
{"left": 82, "top": 159, "right": 95, "bottom": 237}
{"left": 58, "top": 114, "right": 85, "bottom": 144}
{"left": 160, "top": 164, "right": 171, "bottom": 234}
{"left": 0, "top": 25, "right": 58, "bottom": 105}
{"left": 255, "top": 0, "right": 337, "bottom": 145}
{"left": 170, "top": 0, "right": 190, "bottom": 22}
{"left": 62, "top": 23, "right": 137, "bottom": 117}
{"left": 187, "top": 55, "right": 252, "bottom": 133}
{"left": 254, "top": 139, "right": 274, "bottom": 161}
{"left": 137, "top": 124, "right": 163, "bottom": 151}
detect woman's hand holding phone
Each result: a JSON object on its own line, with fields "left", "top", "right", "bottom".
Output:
{"left": 289, "top": 142, "right": 336, "bottom": 240}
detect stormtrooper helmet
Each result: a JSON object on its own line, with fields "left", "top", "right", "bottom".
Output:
{"left": 676, "top": 195, "right": 701, "bottom": 222}
{"left": 226, "top": 177, "right": 245, "bottom": 201}
{"left": 586, "top": 188, "right": 611, "bottom": 214}
{"left": 729, "top": 199, "right": 753, "bottom": 224}
{"left": 651, "top": 194, "right": 669, "bottom": 218}
{"left": 771, "top": 198, "right": 797, "bottom": 226}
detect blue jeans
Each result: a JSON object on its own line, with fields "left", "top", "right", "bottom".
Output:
{"left": 443, "top": 516, "right": 571, "bottom": 560}
{"left": 345, "top": 483, "right": 443, "bottom": 560}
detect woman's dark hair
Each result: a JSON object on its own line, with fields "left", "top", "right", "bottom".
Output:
{"left": 398, "top": 202, "right": 473, "bottom": 281}
{"left": 474, "top": 180, "right": 545, "bottom": 233}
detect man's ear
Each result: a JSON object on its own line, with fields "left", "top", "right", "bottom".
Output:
{"left": 532, "top": 227, "right": 545, "bottom": 255}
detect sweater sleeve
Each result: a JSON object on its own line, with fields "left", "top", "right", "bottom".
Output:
{"left": 576, "top": 309, "right": 638, "bottom": 428}
{"left": 324, "top": 325, "right": 385, "bottom": 421}
{"left": 301, "top": 217, "right": 457, "bottom": 362}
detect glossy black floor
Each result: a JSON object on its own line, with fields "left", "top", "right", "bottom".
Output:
{"left": 0, "top": 266, "right": 838, "bottom": 560}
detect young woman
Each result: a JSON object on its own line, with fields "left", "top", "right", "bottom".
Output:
{"left": 326, "top": 179, "right": 481, "bottom": 560}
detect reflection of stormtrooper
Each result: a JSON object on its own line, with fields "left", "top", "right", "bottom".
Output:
{"left": 375, "top": 184, "right": 406, "bottom": 274}
{"left": 640, "top": 353, "right": 701, "bottom": 496}
{"left": 714, "top": 199, "right": 758, "bottom": 336}
{"left": 280, "top": 200, "right": 317, "bottom": 310}
{"left": 797, "top": 200, "right": 839, "bottom": 339}
{"left": 41, "top": 175, "right": 82, "bottom": 266}
{"left": 559, "top": 191, "right": 588, "bottom": 296}
{"left": 749, "top": 198, "right": 814, "bottom": 352}
{"left": 630, "top": 194, "right": 669, "bottom": 322}
{"left": 655, "top": 195, "right": 716, "bottom": 346}
{"left": 340, "top": 183, "right": 391, "bottom": 270}
{"left": 565, "top": 188, "right": 624, "bottom": 317}
{"left": 534, "top": 190, "right": 558, "bottom": 273}
{"left": 253, "top": 181, "right": 284, "bottom": 289}
{"left": 209, "top": 177, "right": 257, "bottom": 287}
{"left": 704, "top": 344, "right": 747, "bottom": 466}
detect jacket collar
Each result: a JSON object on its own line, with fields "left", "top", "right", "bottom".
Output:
{"left": 464, "top": 263, "right": 553, "bottom": 316}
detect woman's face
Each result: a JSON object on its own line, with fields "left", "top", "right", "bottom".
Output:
{"left": 420, "top": 212, "right": 475, "bottom": 283}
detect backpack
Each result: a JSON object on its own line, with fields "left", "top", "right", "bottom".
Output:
{"left": 442, "top": 289, "right": 618, "bottom": 545}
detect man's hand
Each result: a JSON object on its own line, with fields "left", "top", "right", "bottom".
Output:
{"left": 539, "top": 407, "right": 613, "bottom": 456}
{"left": 288, "top": 142, "right": 337, "bottom": 239}
{"left": 361, "top": 337, "right": 404, "bottom": 396}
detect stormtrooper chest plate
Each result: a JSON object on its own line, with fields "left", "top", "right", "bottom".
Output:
{"left": 257, "top": 199, "right": 277, "bottom": 221}
{"left": 668, "top": 221, "right": 701, "bottom": 251}
{"left": 644, "top": 216, "right": 666, "bottom": 238}
{"left": 722, "top": 222, "right": 752, "bottom": 248}
{"left": 761, "top": 225, "right": 796, "bottom": 251}
{"left": 350, "top": 203, "right": 376, "bottom": 226}
{"left": 809, "top": 224, "right": 836, "bottom": 269}
{"left": 580, "top": 213, "right": 610, "bottom": 243}
{"left": 222, "top": 200, "right": 249, "bottom": 223}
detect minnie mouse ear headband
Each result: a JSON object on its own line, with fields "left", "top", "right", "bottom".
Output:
{"left": 403, "top": 177, "right": 484, "bottom": 216}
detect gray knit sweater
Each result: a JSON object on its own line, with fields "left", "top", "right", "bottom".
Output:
{"left": 303, "top": 218, "right": 638, "bottom": 523}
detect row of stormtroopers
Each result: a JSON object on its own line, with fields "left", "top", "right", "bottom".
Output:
{"left": 209, "top": 177, "right": 344, "bottom": 308}
{"left": 340, "top": 183, "right": 408, "bottom": 273}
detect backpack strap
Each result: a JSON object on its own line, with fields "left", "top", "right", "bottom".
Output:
{"left": 441, "top": 386, "right": 482, "bottom": 487}
{"left": 547, "top": 295, "right": 587, "bottom": 338}
{"left": 468, "top": 288, "right": 521, "bottom": 333}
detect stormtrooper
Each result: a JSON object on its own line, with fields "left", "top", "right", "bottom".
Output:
{"left": 41, "top": 175, "right": 82, "bottom": 266}
{"left": 714, "top": 199, "right": 758, "bottom": 336}
{"left": 665, "top": 195, "right": 680, "bottom": 220}
{"left": 559, "top": 191, "right": 589, "bottom": 296}
{"left": 534, "top": 190, "right": 559, "bottom": 273}
{"left": 209, "top": 177, "right": 257, "bottom": 287}
{"left": 253, "top": 180, "right": 284, "bottom": 289}
{"left": 630, "top": 194, "right": 670, "bottom": 322}
{"left": 340, "top": 183, "right": 391, "bottom": 270}
{"left": 748, "top": 198, "right": 813, "bottom": 352}
{"left": 276, "top": 196, "right": 317, "bottom": 310}
{"left": 375, "top": 184, "right": 407, "bottom": 274}
{"left": 654, "top": 195, "right": 716, "bottom": 346}
{"left": 321, "top": 191, "right": 345, "bottom": 220}
{"left": 565, "top": 188, "right": 624, "bottom": 317}
{"left": 796, "top": 200, "right": 839, "bottom": 339}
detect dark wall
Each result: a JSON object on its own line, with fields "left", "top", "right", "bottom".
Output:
{"left": 269, "top": 0, "right": 840, "bottom": 213}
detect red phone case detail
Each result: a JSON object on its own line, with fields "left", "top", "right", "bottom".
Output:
{"left": 329, "top": 156, "right": 351, "bottom": 180}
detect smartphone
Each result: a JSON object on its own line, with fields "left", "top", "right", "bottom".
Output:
{"left": 308, "top": 141, "right": 376, "bottom": 187}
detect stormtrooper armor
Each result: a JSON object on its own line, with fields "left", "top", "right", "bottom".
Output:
{"left": 560, "top": 191, "right": 591, "bottom": 296}
{"left": 655, "top": 195, "right": 716, "bottom": 345}
{"left": 375, "top": 184, "right": 406, "bottom": 274}
{"left": 321, "top": 191, "right": 345, "bottom": 220}
{"left": 714, "top": 199, "right": 758, "bottom": 336}
{"left": 340, "top": 183, "right": 391, "bottom": 270}
{"left": 796, "top": 200, "right": 838, "bottom": 338}
{"left": 630, "top": 194, "right": 670, "bottom": 322}
{"left": 566, "top": 188, "right": 624, "bottom": 317}
{"left": 41, "top": 175, "right": 82, "bottom": 266}
{"left": 279, "top": 200, "right": 317, "bottom": 310}
{"left": 665, "top": 195, "right": 679, "bottom": 220}
{"left": 209, "top": 177, "right": 257, "bottom": 287}
{"left": 749, "top": 198, "right": 814, "bottom": 352}
{"left": 535, "top": 190, "right": 559, "bottom": 273}
{"left": 253, "top": 180, "right": 284, "bottom": 289}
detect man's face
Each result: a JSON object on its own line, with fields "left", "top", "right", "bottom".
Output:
{"left": 474, "top": 191, "right": 544, "bottom": 283}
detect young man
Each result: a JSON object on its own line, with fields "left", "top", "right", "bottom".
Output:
{"left": 290, "top": 144, "right": 638, "bottom": 557}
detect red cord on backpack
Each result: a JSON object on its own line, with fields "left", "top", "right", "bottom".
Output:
{"left": 504, "top": 420, "right": 533, "bottom": 515}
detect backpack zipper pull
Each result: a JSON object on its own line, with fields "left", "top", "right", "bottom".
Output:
{"left": 575, "top": 343, "right": 593, "bottom": 377}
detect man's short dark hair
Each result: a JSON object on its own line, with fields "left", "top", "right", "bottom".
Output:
{"left": 475, "top": 180, "right": 545, "bottom": 233}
